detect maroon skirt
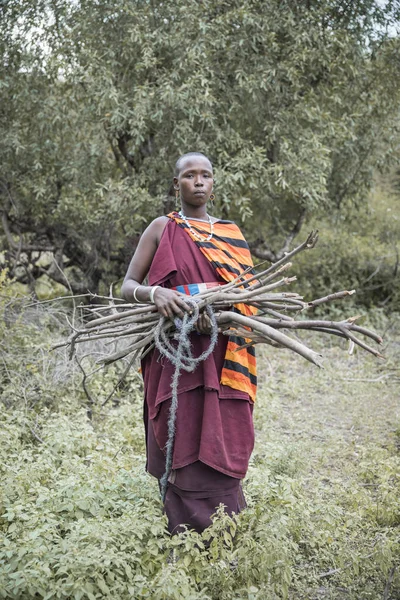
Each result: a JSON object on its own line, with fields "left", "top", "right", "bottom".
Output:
{"left": 164, "top": 461, "right": 246, "bottom": 535}
{"left": 144, "top": 392, "right": 250, "bottom": 534}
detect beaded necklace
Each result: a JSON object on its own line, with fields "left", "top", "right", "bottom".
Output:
{"left": 178, "top": 210, "right": 214, "bottom": 242}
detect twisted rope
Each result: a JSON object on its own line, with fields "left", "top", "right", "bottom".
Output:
{"left": 154, "top": 297, "right": 218, "bottom": 501}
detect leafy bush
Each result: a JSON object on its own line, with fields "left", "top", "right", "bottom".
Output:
{"left": 295, "top": 185, "right": 400, "bottom": 311}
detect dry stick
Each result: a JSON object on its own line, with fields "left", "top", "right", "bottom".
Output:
{"left": 83, "top": 305, "right": 157, "bottom": 328}
{"left": 221, "top": 325, "right": 267, "bottom": 342}
{"left": 218, "top": 311, "right": 323, "bottom": 367}
{"left": 383, "top": 566, "right": 396, "bottom": 600}
{"left": 64, "top": 314, "right": 81, "bottom": 334}
{"left": 29, "top": 416, "right": 45, "bottom": 444}
{"left": 153, "top": 315, "right": 381, "bottom": 358}
{"left": 222, "top": 328, "right": 278, "bottom": 348}
{"left": 206, "top": 289, "right": 304, "bottom": 309}
{"left": 66, "top": 325, "right": 155, "bottom": 344}
{"left": 259, "top": 230, "right": 319, "bottom": 279}
{"left": 75, "top": 355, "right": 96, "bottom": 419}
{"left": 260, "top": 302, "right": 303, "bottom": 312}
{"left": 338, "top": 326, "right": 385, "bottom": 359}
{"left": 139, "top": 341, "right": 156, "bottom": 360}
{"left": 346, "top": 323, "right": 383, "bottom": 344}
{"left": 108, "top": 283, "right": 119, "bottom": 315}
{"left": 56, "top": 296, "right": 382, "bottom": 360}
{"left": 221, "top": 321, "right": 354, "bottom": 349}
{"left": 308, "top": 289, "right": 356, "bottom": 308}
{"left": 194, "top": 263, "right": 259, "bottom": 299}
{"left": 254, "top": 307, "right": 295, "bottom": 321}
{"left": 55, "top": 282, "right": 382, "bottom": 363}
{"left": 222, "top": 259, "right": 295, "bottom": 293}
{"left": 80, "top": 303, "right": 143, "bottom": 311}
{"left": 100, "top": 336, "right": 153, "bottom": 365}
{"left": 213, "top": 298, "right": 303, "bottom": 312}
{"left": 26, "top": 293, "right": 127, "bottom": 307}
{"left": 258, "top": 276, "right": 298, "bottom": 293}
{"left": 266, "top": 316, "right": 382, "bottom": 343}
{"left": 215, "top": 281, "right": 300, "bottom": 303}
{"left": 318, "top": 551, "right": 376, "bottom": 579}
{"left": 75, "top": 320, "right": 154, "bottom": 337}
{"left": 75, "top": 316, "right": 159, "bottom": 337}
{"left": 195, "top": 258, "right": 274, "bottom": 298}
{"left": 242, "top": 261, "right": 293, "bottom": 288}
{"left": 250, "top": 317, "right": 383, "bottom": 355}
{"left": 101, "top": 349, "right": 141, "bottom": 407}
{"left": 302, "top": 326, "right": 351, "bottom": 339}
{"left": 208, "top": 283, "right": 300, "bottom": 306}
{"left": 52, "top": 310, "right": 158, "bottom": 351}
{"left": 63, "top": 315, "right": 159, "bottom": 340}
{"left": 102, "top": 331, "right": 154, "bottom": 348}
{"left": 51, "top": 263, "right": 291, "bottom": 348}
{"left": 101, "top": 321, "right": 175, "bottom": 365}
{"left": 72, "top": 356, "right": 105, "bottom": 380}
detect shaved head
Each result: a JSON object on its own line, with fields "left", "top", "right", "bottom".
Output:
{"left": 174, "top": 152, "right": 213, "bottom": 177}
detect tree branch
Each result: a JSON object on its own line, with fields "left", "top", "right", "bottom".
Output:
{"left": 1, "top": 208, "right": 54, "bottom": 253}
{"left": 275, "top": 208, "right": 307, "bottom": 260}
{"left": 117, "top": 133, "right": 135, "bottom": 167}
{"left": 249, "top": 208, "right": 307, "bottom": 262}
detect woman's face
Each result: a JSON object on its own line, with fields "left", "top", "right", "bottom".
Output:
{"left": 174, "top": 156, "right": 213, "bottom": 208}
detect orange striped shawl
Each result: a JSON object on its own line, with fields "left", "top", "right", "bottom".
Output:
{"left": 168, "top": 212, "right": 257, "bottom": 401}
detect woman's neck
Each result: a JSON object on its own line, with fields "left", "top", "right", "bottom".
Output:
{"left": 179, "top": 203, "right": 208, "bottom": 220}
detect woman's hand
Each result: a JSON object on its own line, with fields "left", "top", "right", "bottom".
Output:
{"left": 154, "top": 289, "right": 213, "bottom": 334}
{"left": 153, "top": 288, "right": 215, "bottom": 335}
{"left": 195, "top": 311, "right": 213, "bottom": 334}
{"left": 153, "top": 288, "right": 191, "bottom": 319}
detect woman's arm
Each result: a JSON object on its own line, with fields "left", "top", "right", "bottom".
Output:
{"left": 121, "top": 217, "right": 191, "bottom": 319}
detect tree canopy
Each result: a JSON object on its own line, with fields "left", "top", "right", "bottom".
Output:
{"left": 1, "top": 0, "right": 400, "bottom": 295}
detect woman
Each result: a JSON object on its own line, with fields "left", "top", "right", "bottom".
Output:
{"left": 121, "top": 152, "right": 256, "bottom": 534}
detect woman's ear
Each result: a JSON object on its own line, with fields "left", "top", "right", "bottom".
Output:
{"left": 168, "top": 177, "right": 179, "bottom": 197}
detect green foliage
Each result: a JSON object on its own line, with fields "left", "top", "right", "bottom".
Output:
{"left": 1, "top": 279, "right": 400, "bottom": 598}
{"left": 1, "top": 1, "right": 400, "bottom": 296}
{"left": 294, "top": 183, "right": 400, "bottom": 310}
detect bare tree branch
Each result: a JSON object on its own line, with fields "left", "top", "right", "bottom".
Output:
{"left": 249, "top": 208, "right": 307, "bottom": 262}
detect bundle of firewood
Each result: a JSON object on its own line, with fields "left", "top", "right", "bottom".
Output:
{"left": 54, "top": 231, "right": 384, "bottom": 367}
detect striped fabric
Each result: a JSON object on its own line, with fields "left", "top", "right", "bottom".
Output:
{"left": 172, "top": 282, "right": 223, "bottom": 295}
{"left": 168, "top": 212, "right": 257, "bottom": 402}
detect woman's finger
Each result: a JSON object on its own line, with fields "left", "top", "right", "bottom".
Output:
{"left": 169, "top": 300, "right": 186, "bottom": 318}
{"left": 175, "top": 297, "right": 191, "bottom": 313}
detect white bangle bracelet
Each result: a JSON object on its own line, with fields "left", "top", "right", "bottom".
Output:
{"left": 149, "top": 286, "right": 160, "bottom": 303}
{"left": 133, "top": 286, "right": 142, "bottom": 303}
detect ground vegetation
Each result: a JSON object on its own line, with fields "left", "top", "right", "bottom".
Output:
{"left": 0, "top": 266, "right": 399, "bottom": 599}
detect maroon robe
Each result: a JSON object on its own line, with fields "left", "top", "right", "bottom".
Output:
{"left": 141, "top": 219, "right": 255, "bottom": 533}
